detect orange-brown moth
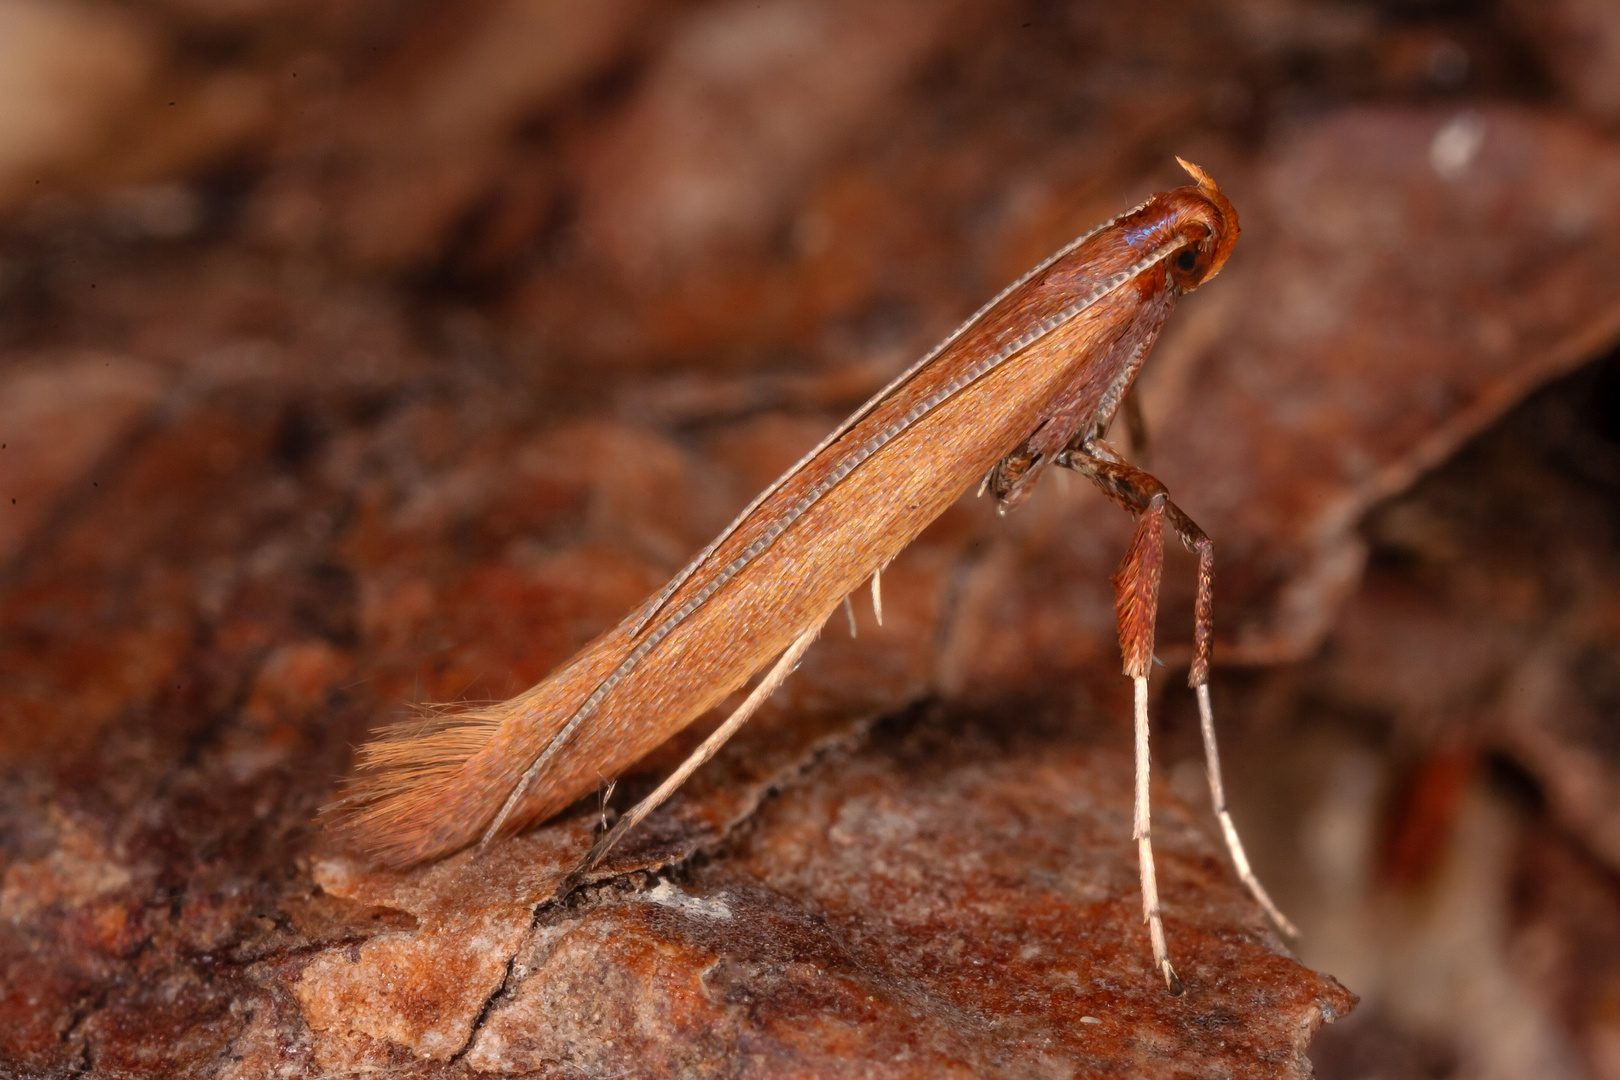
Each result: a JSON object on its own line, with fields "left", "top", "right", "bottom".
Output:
{"left": 333, "top": 159, "right": 1294, "bottom": 994}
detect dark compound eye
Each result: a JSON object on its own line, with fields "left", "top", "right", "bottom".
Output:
{"left": 1174, "top": 248, "right": 1199, "bottom": 273}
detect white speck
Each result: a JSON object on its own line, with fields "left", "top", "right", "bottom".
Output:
{"left": 636, "top": 879, "right": 733, "bottom": 921}
{"left": 1430, "top": 112, "right": 1487, "bottom": 181}
{"left": 1080, "top": 1016, "right": 1103, "bottom": 1025}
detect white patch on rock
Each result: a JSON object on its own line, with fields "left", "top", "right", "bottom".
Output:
{"left": 636, "top": 879, "right": 733, "bottom": 921}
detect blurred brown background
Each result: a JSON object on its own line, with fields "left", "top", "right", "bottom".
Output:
{"left": 2, "top": 0, "right": 1619, "bottom": 1077}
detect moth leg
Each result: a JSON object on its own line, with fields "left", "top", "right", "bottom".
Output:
{"left": 1114, "top": 492, "right": 1181, "bottom": 993}
{"left": 979, "top": 445, "right": 1051, "bottom": 514}
{"left": 1195, "top": 682, "right": 1298, "bottom": 937}
{"left": 572, "top": 613, "right": 829, "bottom": 878}
{"left": 1061, "top": 444, "right": 1297, "bottom": 943}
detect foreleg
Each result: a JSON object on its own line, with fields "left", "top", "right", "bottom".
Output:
{"left": 1060, "top": 442, "right": 1296, "bottom": 992}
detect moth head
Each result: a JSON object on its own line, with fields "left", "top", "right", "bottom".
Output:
{"left": 1166, "top": 157, "right": 1240, "bottom": 290}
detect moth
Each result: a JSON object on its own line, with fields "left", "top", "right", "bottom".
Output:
{"left": 334, "top": 159, "right": 1294, "bottom": 994}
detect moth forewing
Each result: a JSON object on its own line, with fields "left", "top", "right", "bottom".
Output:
{"left": 472, "top": 269, "right": 1183, "bottom": 854}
